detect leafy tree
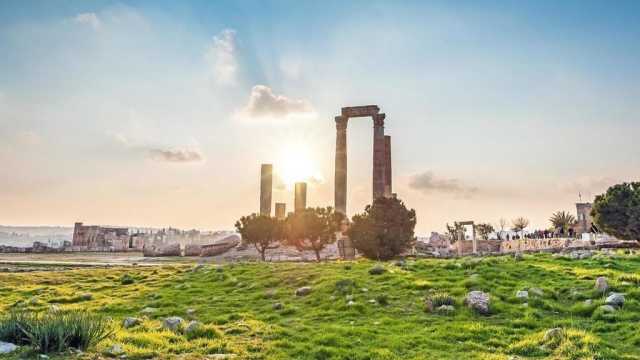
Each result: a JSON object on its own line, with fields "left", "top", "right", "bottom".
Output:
{"left": 512, "top": 217, "right": 530, "bottom": 238}
{"left": 446, "top": 222, "right": 465, "bottom": 243}
{"left": 235, "top": 214, "right": 284, "bottom": 261}
{"left": 285, "top": 207, "right": 344, "bottom": 261}
{"left": 347, "top": 197, "right": 416, "bottom": 260}
{"left": 549, "top": 211, "right": 577, "bottom": 235}
{"left": 592, "top": 182, "right": 640, "bottom": 241}
{"left": 475, "top": 223, "right": 495, "bottom": 240}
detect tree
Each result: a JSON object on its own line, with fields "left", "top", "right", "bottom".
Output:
{"left": 475, "top": 223, "right": 495, "bottom": 240}
{"left": 347, "top": 197, "right": 416, "bottom": 260}
{"left": 512, "top": 217, "right": 530, "bottom": 238}
{"left": 234, "top": 214, "right": 284, "bottom": 261}
{"left": 446, "top": 222, "right": 465, "bottom": 243}
{"left": 499, "top": 218, "right": 507, "bottom": 232}
{"left": 549, "top": 211, "right": 577, "bottom": 235}
{"left": 285, "top": 207, "right": 344, "bottom": 261}
{"left": 592, "top": 182, "right": 640, "bottom": 241}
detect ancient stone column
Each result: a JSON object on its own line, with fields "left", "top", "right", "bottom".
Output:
{"left": 275, "top": 203, "right": 286, "bottom": 220}
{"left": 372, "top": 114, "right": 386, "bottom": 201}
{"left": 384, "top": 135, "right": 392, "bottom": 197}
{"left": 334, "top": 116, "right": 348, "bottom": 214}
{"left": 260, "top": 164, "right": 272, "bottom": 216}
{"left": 295, "top": 182, "right": 307, "bottom": 213}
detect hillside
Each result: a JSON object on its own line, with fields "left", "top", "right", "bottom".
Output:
{"left": 1, "top": 252, "right": 639, "bottom": 359}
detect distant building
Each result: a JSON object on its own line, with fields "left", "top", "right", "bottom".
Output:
{"left": 72, "top": 222, "right": 129, "bottom": 249}
{"left": 574, "top": 202, "right": 595, "bottom": 234}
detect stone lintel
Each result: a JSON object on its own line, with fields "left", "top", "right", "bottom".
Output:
{"left": 341, "top": 105, "right": 380, "bottom": 118}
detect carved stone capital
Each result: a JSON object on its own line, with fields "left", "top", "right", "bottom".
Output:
{"left": 335, "top": 116, "right": 348, "bottom": 131}
{"left": 373, "top": 113, "right": 385, "bottom": 128}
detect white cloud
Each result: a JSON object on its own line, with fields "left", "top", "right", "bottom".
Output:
{"left": 409, "top": 171, "right": 479, "bottom": 198}
{"left": 110, "top": 132, "right": 204, "bottom": 163}
{"left": 205, "top": 29, "right": 238, "bottom": 86}
{"left": 236, "top": 85, "right": 315, "bottom": 120}
{"left": 74, "top": 12, "right": 102, "bottom": 30}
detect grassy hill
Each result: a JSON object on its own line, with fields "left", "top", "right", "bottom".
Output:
{"left": 1, "top": 252, "right": 640, "bottom": 359}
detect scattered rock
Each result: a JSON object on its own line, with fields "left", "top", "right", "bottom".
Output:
{"left": 361, "top": 288, "right": 369, "bottom": 292}
{"left": 599, "top": 305, "right": 616, "bottom": 313}
{"left": 394, "top": 260, "right": 406, "bottom": 267}
{"left": 368, "top": 299, "right": 377, "bottom": 304}
{"left": 605, "top": 293, "right": 625, "bottom": 308}
{"left": 347, "top": 300, "right": 356, "bottom": 306}
{"left": 514, "top": 252, "right": 523, "bottom": 261}
{"left": 369, "top": 265, "right": 386, "bottom": 275}
{"left": 295, "top": 286, "right": 312, "bottom": 297}
{"left": 516, "top": 290, "right": 529, "bottom": 300}
{"left": 584, "top": 299, "right": 593, "bottom": 305}
{"left": 436, "top": 305, "right": 455, "bottom": 313}
{"left": 140, "top": 307, "right": 157, "bottom": 316}
{"left": 464, "top": 291, "right": 490, "bottom": 314}
{"left": 543, "top": 328, "right": 563, "bottom": 342}
{"left": 272, "top": 302, "right": 284, "bottom": 310}
{"left": 186, "top": 308, "right": 196, "bottom": 316}
{"left": 122, "top": 317, "right": 140, "bottom": 329}
{"left": 38, "top": 355, "right": 49, "bottom": 360}
{"left": 162, "top": 316, "right": 184, "bottom": 332}
{"left": 345, "top": 295, "right": 354, "bottom": 302}
{"left": 184, "top": 321, "right": 202, "bottom": 336}
{"left": 0, "top": 341, "right": 18, "bottom": 354}
{"left": 529, "top": 287, "right": 544, "bottom": 297}
{"left": 28, "top": 297, "right": 39, "bottom": 305}
{"left": 595, "top": 277, "right": 609, "bottom": 293}
{"left": 570, "top": 250, "right": 593, "bottom": 260}
{"left": 104, "top": 344, "right": 124, "bottom": 357}
{"left": 79, "top": 293, "right": 93, "bottom": 301}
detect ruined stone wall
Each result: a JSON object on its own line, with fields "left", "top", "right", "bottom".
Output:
{"left": 454, "top": 240, "right": 501, "bottom": 254}
{"left": 500, "top": 238, "right": 570, "bottom": 253}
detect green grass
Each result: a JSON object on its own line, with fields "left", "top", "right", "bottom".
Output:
{"left": 0, "top": 252, "right": 640, "bottom": 359}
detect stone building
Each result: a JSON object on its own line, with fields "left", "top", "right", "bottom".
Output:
{"left": 574, "top": 202, "right": 595, "bottom": 235}
{"left": 72, "top": 222, "right": 129, "bottom": 250}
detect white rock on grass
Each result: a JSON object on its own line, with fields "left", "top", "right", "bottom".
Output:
{"left": 162, "top": 316, "right": 184, "bottom": 332}
{"left": 123, "top": 317, "right": 140, "bottom": 329}
{"left": 516, "top": 290, "right": 529, "bottom": 300}
{"left": 464, "top": 291, "right": 490, "bottom": 314}
{"left": 140, "top": 307, "right": 158, "bottom": 316}
{"left": 0, "top": 341, "right": 18, "bottom": 354}
{"left": 295, "top": 286, "right": 312, "bottom": 296}
{"left": 595, "top": 277, "right": 609, "bottom": 293}
{"left": 605, "top": 293, "right": 625, "bottom": 307}
{"left": 543, "top": 328, "right": 563, "bottom": 341}
{"left": 437, "top": 305, "right": 455, "bottom": 313}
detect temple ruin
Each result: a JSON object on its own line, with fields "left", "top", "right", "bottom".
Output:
{"left": 334, "top": 105, "right": 393, "bottom": 214}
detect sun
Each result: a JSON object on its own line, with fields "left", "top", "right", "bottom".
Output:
{"left": 278, "top": 144, "right": 323, "bottom": 187}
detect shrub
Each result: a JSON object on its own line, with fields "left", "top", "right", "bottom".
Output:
{"left": 121, "top": 274, "right": 135, "bottom": 285}
{"left": 184, "top": 324, "right": 222, "bottom": 340}
{"left": 335, "top": 279, "right": 357, "bottom": 294}
{"left": 369, "top": 265, "right": 386, "bottom": 275}
{"left": 375, "top": 294, "right": 389, "bottom": 306}
{"left": 424, "top": 292, "right": 455, "bottom": 312}
{"left": 0, "top": 310, "right": 113, "bottom": 353}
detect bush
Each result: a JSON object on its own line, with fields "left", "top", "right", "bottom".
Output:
{"left": 0, "top": 310, "right": 113, "bottom": 353}
{"left": 425, "top": 292, "right": 455, "bottom": 312}
{"left": 369, "top": 265, "right": 386, "bottom": 275}
{"left": 121, "top": 274, "right": 135, "bottom": 285}
{"left": 347, "top": 197, "right": 416, "bottom": 260}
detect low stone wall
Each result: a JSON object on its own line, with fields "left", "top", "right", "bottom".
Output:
{"left": 453, "top": 240, "right": 502, "bottom": 255}
{"left": 500, "top": 238, "right": 570, "bottom": 253}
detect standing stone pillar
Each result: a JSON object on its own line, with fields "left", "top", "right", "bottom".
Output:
{"left": 472, "top": 225, "right": 477, "bottom": 254}
{"left": 295, "top": 182, "right": 307, "bottom": 213}
{"left": 372, "top": 114, "right": 386, "bottom": 201}
{"left": 334, "top": 116, "right": 348, "bottom": 214}
{"left": 260, "top": 164, "right": 272, "bottom": 216}
{"left": 384, "top": 135, "right": 392, "bottom": 197}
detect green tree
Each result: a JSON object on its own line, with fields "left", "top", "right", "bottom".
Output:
{"left": 285, "top": 207, "right": 344, "bottom": 261}
{"left": 475, "top": 223, "right": 495, "bottom": 240}
{"left": 549, "top": 211, "right": 577, "bottom": 235}
{"left": 592, "top": 182, "right": 640, "bottom": 241}
{"left": 234, "top": 214, "right": 284, "bottom": 261}
{"left": 512, "top": 217, "right": 530, "bottom": 238}
{"left": 347, "top": 197, "right": 416, "bottom": 260}
{"left": 446, "top": 222, "right": 465, "bottom": 243}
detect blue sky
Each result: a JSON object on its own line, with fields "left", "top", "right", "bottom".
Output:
{"left": 1, "top": 0, "right": 639, "bottom": 234}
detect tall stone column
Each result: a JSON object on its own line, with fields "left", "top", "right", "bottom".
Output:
{"left": 334, "top": 116, "right": 348, "bottom": 214}
{"left": 384, "top": 135, "right": 392, "bottom": 197}
{"left": 295, "top": 182, "right": 307, "bottom": 213}
{"left": 372, "top": 114, "right": 386, "bottom": 201}
{"left": 260, "top": 164, "right": 272, "bottom": 216}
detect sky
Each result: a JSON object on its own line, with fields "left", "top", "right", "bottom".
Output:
{"left": 1, "top": 0, "right": 639, "bottom": 235}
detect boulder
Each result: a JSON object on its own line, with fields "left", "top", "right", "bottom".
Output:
{"left": 272, "top": 302, "right": 284, "bottom": 310}
{"left": 162, "top": 316, "right": 184, "bottom": 332}
{"left": 516, "top": 290, "right": 528, "bottom": 300}
{"left": 200, "top": 235, "right": 241, "bottom": 257}
{"left": 123, "top": 317, "right": 140, "bottom": 329}
{"left": 595, "top": 277, "right": 609, "bottom": 293}
{"left": 79, "top": 293, "right": 93, "bottom": 301}
{"left": 464, "top": 291, "right": 490, "bottom": 314}
{"left": 140, "top": 307, "right": 158, "bottom": 316}
{"left": 0, "top": 341, "right": 18, "bottom": 354}
{"left": 369, "top": 265, "right": 386, "bottom": 275}
{"left": 605, "top": 293, "right": 625, "bottom": 308}
{"left": 184, "top": 321, "right": 202, "bottom": 336}
{"left": 437, "top": 305, "right": 455, "bottom": 313}
{"left": 295, "top": 286, "right": 312, "bottom": 296}
{"left": 143, "top": 243, "right": 181, "bottom": 257}
{"left": 104, "top": 344, "right": 124, "bottom": 357}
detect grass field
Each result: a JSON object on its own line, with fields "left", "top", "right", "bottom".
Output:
{"left": 1, "top": 251, "right": 640, "bottom": 359}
